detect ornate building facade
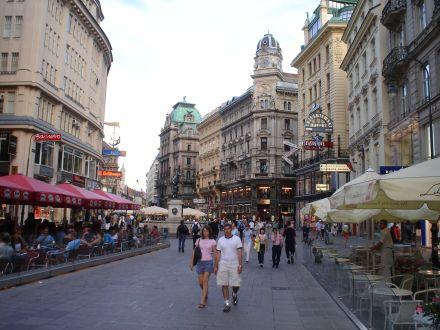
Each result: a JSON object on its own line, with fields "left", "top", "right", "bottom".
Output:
{"left": 157, "top": 99, "right": 202, "bottom": 208}
{"left": 291, "top": 0, "right": 356, "bottom": 222}
{"left": 0, "top": 0, "right": 112, "bottom": 192}
{"left": 145, "top": 157, "right": 159, "bottom": 206}
{"left": 218, "top": 33, "right": 298, "bottom": 222}
{"left": 341, "top": 0, "right": 391, "bottom": 175}
{"left": 380, "top": 0, "right": 440, "bottom": 163}
{"left": 196, "top": 108, "right": 221, "bottom": 217}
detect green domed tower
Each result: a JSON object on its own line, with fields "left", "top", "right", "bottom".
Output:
{"left": 169, "top": 97, "right": 202, "bottom": 127}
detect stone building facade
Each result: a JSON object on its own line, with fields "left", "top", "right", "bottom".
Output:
{"left": 218, "top": 34, "right": 298, "bottom": 222}
{"left": 157, "top": 99, "right": 202, "bottom": 208}
{"left": 380, "top": 0, "right": 440, "bottom": 164}
{"left": 145, "top": 157, "right": 159, "bottom": 206}
{"left": 341, "top": 0, "right": 391, "bottom": 175}
{"left": 196, "top": 108, "right": 221, "bottom": 217}
{"left": 0, "top": 0, "right": 112, "bottom": 192}
{"left": 291, "top": 0, "right": 356, "bottom": 222}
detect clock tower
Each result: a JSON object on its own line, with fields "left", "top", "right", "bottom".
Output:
{"left": 253, "top": 33, "right": 283, "bottom": 75}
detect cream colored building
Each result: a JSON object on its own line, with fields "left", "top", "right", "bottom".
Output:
{"left": 196, "top": 107, "right": 221, "bottom": 217}
{"left": 291, "top": 0, "right": 355, "bottom": 222}
{"left": 0, "top": 0, "right": 112, "bottom": 192}
{"left": 341, "top": 0, "right": 391, "bottom": 175}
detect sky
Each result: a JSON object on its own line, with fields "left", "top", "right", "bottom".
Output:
{"left": 100, "top": 0, "right": 318, "bottom": 190}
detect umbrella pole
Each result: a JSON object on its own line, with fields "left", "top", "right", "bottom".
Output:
{"left": 430, "top": 220, "right": 439, "bottom": 268}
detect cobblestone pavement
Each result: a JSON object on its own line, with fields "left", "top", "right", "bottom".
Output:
{"left": 0, "top": 238, "right": 358, "bottom": 330}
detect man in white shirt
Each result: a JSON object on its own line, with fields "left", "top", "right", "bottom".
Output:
{"left": 214, "top": 223, "right": 243, "bottom": 313}
{"left": 371, "top": 220, "right": 394, "bottom": 277}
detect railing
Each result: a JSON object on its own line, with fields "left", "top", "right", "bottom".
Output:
{"left": 355, "top": 130, "right": 363, "bottom": 139}
{"left": 435, "top": 0, "right": 440, "bottom": 13}
{"left": 363, "top": 122, "right": 371, "bottom": 133}
{"left": 381, "top": 0, "right": 407, "bottom": 28}
{"left": 382, "top": 46, "right": 409, "bottom": 78}
{"left": 0, "top": 70, "right": 16, "bottom": 75}
{"left": 292, "top": 149, "right": 350, "bottom": 169}
{"left": 371, "top": 113, "right": 380, "bottom": 126}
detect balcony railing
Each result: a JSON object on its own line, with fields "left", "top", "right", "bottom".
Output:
{"left": 381, "top": 0, "right": 407, "bottom": 29}
{"left": 382, "top": 46, "right": 409, "bottom": 79}
{"left": 292, "top": 149, "right": 349, "bottom": 170}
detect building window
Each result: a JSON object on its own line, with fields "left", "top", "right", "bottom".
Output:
{"left": 1, "top": 53, "right": 8, "bottom": 72}
{"left": 355, "top": 64, "right": 360, "bottom": 85}
{"left": 284, "top": 119, "right": 291, "bottom": 130}
{"left": 356, "top": 107, "right": 361, "bottom": 132}
{"left": 37, "top": 97, "right": 54, "bottom": 124}
{"left": 349, "top": 74, "right": 353, "bottom": 92}
{"left": 259, "top": 159, "right": 267, "bottom": 173}
{"left": 4, "top": 92, "right": 15, "bottom": 114}
{"left": 260, "top": 137, "right": 267, "bottom": 150}
{"left": 34, "top": 142, "right": 54, "bottom": 167}
{"left": 372, "top": 89, "right": 378, "bottom": 115}
{"left": 11, "top": 52, "right": 19, "bottom": 72}
{"left": 186, "top": 171, "right": 191, "bottom": 181}
{"left": 317, "top": 54, "right": 321, "bottom": 70}
{"left": 85, "top": 156, "right": 97, "bottom": 179}
{"left": 187, "top": 144, "right": 191, "bottom": 151}
{"left": 313, "top": 84, "right": 317, "bottom": 100}
{"left": 302, "top": 68, "right": 305, "bottom": 82}
{"left": 3, "top": 16, "right": 12, "bottom": 38}
{"left": 309, "top": 88, "right": 312, "bottom": 103}
{"left": 60, "top": 146, "right": 83, "bottom": 175}
{"left": 419, "top": 1, "right": 427, "bottom": 30}
{"left": 422, "top": 63, "right": 430, "bottom": 99}
{"left": 14, "top": 16, "right": 22, "bottom": 38}
{"left": 401, "top": 82, "right": 408, "bottom": 116}
{"left": 364, "top": 98, "right": 369, "bottom": 122}
{"left": 318, "top": 80, "right": 322, "bottom": 97}
{"left": 362, "top": 52, "right": 367, "bottom": 74}
{"left": 327, "top": 103, "right": 331, "bottom": 119}
{"left": 308, "top": 62, "right": 312, "bottom": 76}
{"left": 186, "top": 157, "right": 191, "bottom": 165}
{"left": 325, "top": 45, "right": 330, "bottom": 63}
{"left": 261, "top": 117, "right": 267, "bottom": 130}
{"left": 302, "top": 93, "right": 305, "bottom": 110}
{"left": 326, "top": 73, "right": 330, "bottom": 92}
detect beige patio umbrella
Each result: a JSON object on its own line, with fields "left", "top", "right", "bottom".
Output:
{"left": 183, "top": 207, "right": 206, "bottom": 218}
{"left": 300, "top": 198, "right": 331, "bottom": 220}
{"left": 140, "top": 206, "right": 168, "bottom": 216}
{"left": 335, "top": 158, "right": 440, "bottom": 210}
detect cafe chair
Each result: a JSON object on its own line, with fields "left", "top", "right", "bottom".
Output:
{"left": 413, "top": 289, "right": 440, "bottom": 304}
{"left": 0, "top": 258, "right": 12, "bottom": 275}
{"left": 383, "top": 300, "right": 423, "bottom": 330}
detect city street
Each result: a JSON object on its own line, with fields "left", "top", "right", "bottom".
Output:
{"left": 0, "top": 239, "right": 356, "bottom": 330}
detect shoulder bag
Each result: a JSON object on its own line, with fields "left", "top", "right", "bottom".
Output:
{"left": 193, "top": 239, "right": 202, "bottom": 266}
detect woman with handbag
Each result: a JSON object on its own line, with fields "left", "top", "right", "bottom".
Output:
{"left": 189, "top": 225, "right": 216, "bottom": 308}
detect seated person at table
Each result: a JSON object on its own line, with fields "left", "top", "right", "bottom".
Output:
{"left": 150, "top": 226, "right": 160, "bottom": 239}
{"left": 82, "top": 227, "right": 95, "bottom": 242}
{"left": 0, "top": 232, "right": 14, "bottom": 260}
{"left": 12, "top": 227, "right": 28, "bottom": 252}
{"left": 102, "top": 231, "right": 115, "bottom": 246}
{"left": 35, "top": 227, "right": 56, "bottom": 248}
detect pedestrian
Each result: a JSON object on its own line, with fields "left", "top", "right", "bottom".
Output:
{"left": 176, "top": 220, "right": 189, "bottom": 253}
{"left": 320, "top": 220, "right": 325, "bottom": 240}
{"left": 231, "top": 221, "right": 239, "bottom": 236}
{"left": 283, "top": 220, "right": 296, "bottom": 264}
{"left": 342, "top": 224, "right": 349, "bottom": 248}
{"left": 190, "top": 226, "right": 216, "bottom": 309}
{"left": 209, "top": 219, "right": 219, "bottom": 240}
{"left": 192, "top": 220, "right": 200, "bottom": 248}
{"left": 214, "top": 222, "right": 243, "bottom": 313}
{"left": 243, "top": 224, "right": 253, "bottom": 263}
{"left": 271, "top": 228, "right": 283, "bottom": 268}
{"left": 331, "top": 223, "right": 338, "bottom": 236}
{"left": 371, "top": 220, "right": 394, "bottom": 278}
{"left": 256, "top": 227, "right": 268, "bottom": 267}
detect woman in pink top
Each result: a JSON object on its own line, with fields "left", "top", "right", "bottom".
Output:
{"left": 271, "top": 228, "right": 283, "bottom": 268}
{"left": 189, "top": 225, "right": 216, "bottom": 309}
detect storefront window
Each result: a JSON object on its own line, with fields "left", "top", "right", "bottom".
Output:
{"left": 281, "top": 186, "right": 294, "bottom": 199}
{"left": 84, "top": 156, "right": 98, "bottom": 179}
{"left": 61, "top": 146, "right": 83, "bottom": 174}
{"left": 400, "top": 133, "right": 413, "bottom": 166}
{"left": 257, "top": 186, "right": 270, "bottom": 199}
{"left": 34, "top": 141, "right": 54, "bottom": 167}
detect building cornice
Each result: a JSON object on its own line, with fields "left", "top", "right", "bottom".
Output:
{"left": 291, "top": 22, "right": 348, "bottom": 68}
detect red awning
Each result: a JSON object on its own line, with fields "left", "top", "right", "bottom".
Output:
{"left": 0, "top": 174, "right": 81, "bottom": 207}
{"left": 92, "top": 190, "right": 140, "bottom": 210}
{"left": 57, "top": 184, "right": 116, "bottom": 209}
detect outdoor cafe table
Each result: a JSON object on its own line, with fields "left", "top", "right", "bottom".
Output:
{"left": 418, "top": 269, "right": 440, "bottom": 277}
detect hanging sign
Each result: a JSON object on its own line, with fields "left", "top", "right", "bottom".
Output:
{"left": 320, "top": 164, "right": 350, "bottom": 172}
{"left": 304, "top": 113, "right": 334, "bottom": 133}
{"left": 35, "top": 133, "right": 62, "bottom": 142}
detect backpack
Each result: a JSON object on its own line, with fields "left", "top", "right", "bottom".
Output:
{"left": 192, "top": 223, "right": 199, "bottom": 235}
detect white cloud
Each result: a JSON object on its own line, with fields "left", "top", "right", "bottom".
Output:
{"left": 101, "top": 0, "right": 318, "bottom": 189}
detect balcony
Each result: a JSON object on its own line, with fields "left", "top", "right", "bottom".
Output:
{"left": 382, "top": 46, "right": 410, "bottom": 79}
{"left": 381, "top": 0, "right": 407, "bottom": 30}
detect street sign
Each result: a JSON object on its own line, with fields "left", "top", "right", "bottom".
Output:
{"left": 316, "top": 184, "right": 329, "bottom": 191}
{"left": 379, "top": 166, "right": 406, "bottom": 175}
{"left": 282, "top": 141, "right": 299, "bottom": 165}
{"left": 98, "top": 170, "right": 123, "bottom": 178}
{"left": 35, "top": 133, "right": 61, "bottom": 142}
{"left": 102, "top": 149, "right": 127, "bottom": 157}
{"left": 320, "top": 164, "right": 350, "bottom": 172}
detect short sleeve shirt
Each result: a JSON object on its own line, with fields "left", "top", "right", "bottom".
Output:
{"left": 198, "top": 238, "right": 216, "bottom": 261}
{"left": 217, "top": 235, "right": 242, "bottom": 263}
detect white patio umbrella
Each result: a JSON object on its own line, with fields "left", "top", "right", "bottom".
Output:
{"left": 335, "top": 158, "right": 440, "bottom": 210}
{"left": 300, "top": 198, "right": 331, "bottom": 220}
{"left": 183, "top": 208, "right": 206, "bottom": 218}
{"left": 140, "top": 206, "right": 168, "bottom": 216}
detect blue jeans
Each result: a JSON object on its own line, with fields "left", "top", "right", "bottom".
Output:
{"left": 178, "top": 236, "right": 186, "bottom": 252}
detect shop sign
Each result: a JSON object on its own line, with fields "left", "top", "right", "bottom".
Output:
{"left": 379, "top": 166, "right": 406, "bottom": 175}
{"left": 320, "top": 164, "right": 350, "bottom": 172}
{"left": 73, "top": 175, "right": 85, "bottom": 185}
{"left": 35, "top": 133, "right": 62, "bottom": 142}
{"left": 258, "top": 199, "right": 271, "bottom": 205}
{"left": 102, "top": 149, "right": 126, "bottom": 157}
{"left": 193, "top": 198, "right": 205, "bottom": 204}
{"left": 302, "top": 140, "right": 334, "bottom": 150}
{"left": 316, "top": 184, "right": 330, "bottom": 191}
{"left": 310, "top": 103, "right": 320, "bottom": 113}
{"left": 98, "top": 170, "right": 123, "bottom": 178}
{"left": 304, "top": 113, "right": 334, "bottom": 133}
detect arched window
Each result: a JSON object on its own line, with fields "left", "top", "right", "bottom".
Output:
{"left": 288, "top": 102, "right": 291, "bottom": 110}
{"left": 264, "top": 99, "right": 269, "bottom": 108}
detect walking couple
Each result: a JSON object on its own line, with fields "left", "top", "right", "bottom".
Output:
{"left": 189, "top": 223, "right": 243, "bottom": 312}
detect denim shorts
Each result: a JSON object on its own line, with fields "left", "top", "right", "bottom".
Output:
{"left": 196, "top": 260, "right": 214, "bottom": 274}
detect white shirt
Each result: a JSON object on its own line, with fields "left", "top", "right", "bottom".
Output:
{"left": 249, "top": 221, "right": 255, "bottom": 229}
{"left": 217, "top": 235, "right": 243, "bottom": 263}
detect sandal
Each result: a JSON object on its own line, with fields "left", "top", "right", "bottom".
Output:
{"left": 197, "top": 303, "right": 206, "bottom": 309}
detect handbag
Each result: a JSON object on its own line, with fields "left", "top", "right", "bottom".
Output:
{"left": 193, "top": 239, "right": 202, "bottom": 266}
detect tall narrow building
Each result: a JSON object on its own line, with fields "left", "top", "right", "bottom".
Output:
{"left": 0, "top": 0, "right": 112, "bottom": 192}
{"left": 291, "top": 0, "right": 356, "bottom": 222}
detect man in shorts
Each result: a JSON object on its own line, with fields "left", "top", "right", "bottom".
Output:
{"left": 214, "top": 222, "right": 243, "bottom": 312}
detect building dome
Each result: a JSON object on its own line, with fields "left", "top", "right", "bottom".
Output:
{"left": 169, "top": 97, "right": 202, "bottom": 125}
{"left": 256, "top": 33, "right": 281, "bottom": 54}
